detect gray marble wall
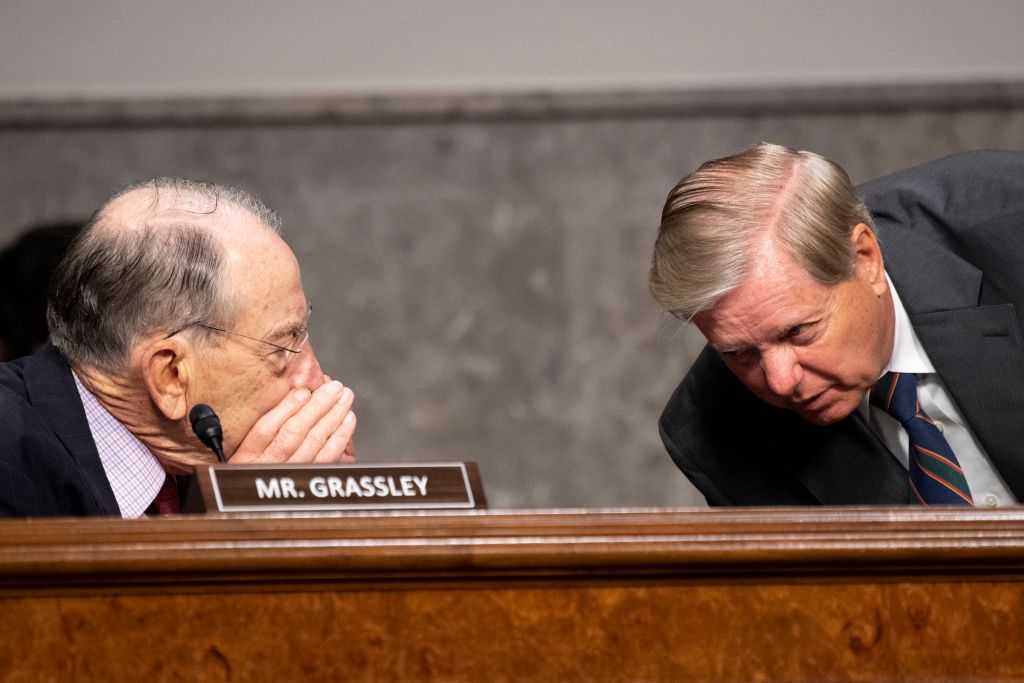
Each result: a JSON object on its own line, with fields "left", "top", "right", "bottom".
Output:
{"left": 2, "top": 86, "right": 1023, "bottom": 508}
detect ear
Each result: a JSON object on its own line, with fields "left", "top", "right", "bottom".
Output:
{"left": 851, "top": 223, "right": 887, "bottom": 296}
{"left": 137, "top": 335, "right": 192, "bottom": 421}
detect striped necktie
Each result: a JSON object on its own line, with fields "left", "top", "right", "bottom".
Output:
{"left": 870, "top": 372, "right": 973, "bottom": 506}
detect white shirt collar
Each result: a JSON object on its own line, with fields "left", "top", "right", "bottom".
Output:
{"left": 883, "top": 271, "right": 935, "bottom": 375}
{"left": 858, "top": 273, "right": 935, "bottom": 422}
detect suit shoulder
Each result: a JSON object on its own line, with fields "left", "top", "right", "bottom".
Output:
{"left": 0, "top": 395, "right": 101, "bottom": 517}
{"left": 860, "top": 150, "right": 1024, "bottom": 235}
{"left": 659, "top": 347, "right": 818, "bottom": 506}
{"left": 860, "top": 150, "right": 1024, "bottom": 195}
{"left": 0, "top": 353, "right": 104, "bottom": 518}
{"left": 0, "top": 355, "right": 30, "bottom": 400}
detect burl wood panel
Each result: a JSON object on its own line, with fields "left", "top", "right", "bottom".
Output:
{"left": 5, "top": 508, "right": 1024, "bottom": 681}
{"left": 7, "top": 582, "right": 1024, "bottom": 682}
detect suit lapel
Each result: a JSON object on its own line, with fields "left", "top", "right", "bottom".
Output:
{"left": 881, "top": 223, "right": 1024, "bottom": 500}
{"left": 911, "top": 305, "right": 1024, "bottom": 498}
{"left": 781, "top": 410, "right": 910, "bottom": 504}
{"left": 22, "top": 346, "right": 120, "bottom": 515}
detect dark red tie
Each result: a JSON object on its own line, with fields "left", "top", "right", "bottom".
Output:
{"left": 150, "top": 474, "right": 180, "bottom": 515}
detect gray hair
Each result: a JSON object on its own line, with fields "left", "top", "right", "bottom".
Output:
{"left": 47, "top": 178, "right": 281, "bottom": 372}
{"left": 648, "top": 142, "right": 873, "bottom": 320}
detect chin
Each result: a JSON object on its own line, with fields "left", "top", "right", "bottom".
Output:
{"left": 793, "top": 399, "right": 857, "bottom": 426}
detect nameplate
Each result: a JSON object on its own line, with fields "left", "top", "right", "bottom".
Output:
{"left": 184, "top": 462, "right": 486, "bottom": 513}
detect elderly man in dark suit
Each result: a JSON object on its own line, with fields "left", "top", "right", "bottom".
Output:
{"left": 650, "top": 144, "right": 1024, "bottom": 507}
{"left": 0, "top": 179, "right": 357, "bottom": 517}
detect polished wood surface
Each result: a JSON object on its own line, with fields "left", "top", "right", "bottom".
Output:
{"left": 4, "top": 507, "right": 1024, "bottom": 681}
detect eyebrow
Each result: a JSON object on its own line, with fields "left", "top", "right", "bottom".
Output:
{"left": 264, "top": 303, "right": 311, "bottom": 343}
{"left": 711, "top": 342, "right": 751, "bottom": 355}
{"left": 711, "top": 320, "right": 817, "bottom": 354}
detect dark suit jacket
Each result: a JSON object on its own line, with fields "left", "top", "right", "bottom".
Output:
{"left": 660, "top": 150, "right": 1024, "bottom": 505}
{"left": 0, "top": 345, "right": 119, "bottom": 516}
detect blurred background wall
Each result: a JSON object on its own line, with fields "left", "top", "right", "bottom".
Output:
{"left": 2, "top": 1, "right": 1023, "bottom": 508}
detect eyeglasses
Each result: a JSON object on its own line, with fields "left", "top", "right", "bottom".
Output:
{"left": 194, "top": 322, "right": 309, "bottom": 355}
{"left": 167, "top": 303, "right": 312, "bottom": 366}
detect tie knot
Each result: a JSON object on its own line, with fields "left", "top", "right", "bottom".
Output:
{"left": 870, "top": 371, "right": 919, "bottom": 425}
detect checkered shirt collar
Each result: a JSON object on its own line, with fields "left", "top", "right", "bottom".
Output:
{"left": 72, "top": 372, "right": 167, "bottom": 518}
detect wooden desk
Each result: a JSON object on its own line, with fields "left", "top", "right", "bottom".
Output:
{"left": 3, "top": 507, "right": 1024, "bottom": 681}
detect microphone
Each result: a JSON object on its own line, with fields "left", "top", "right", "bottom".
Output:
{"left": 189, "top": 403, "right": 227, "bottom": 463}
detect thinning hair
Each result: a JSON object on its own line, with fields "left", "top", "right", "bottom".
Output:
{"left": 648, "top": 142, "right": 873, "bottom": 320}
{"left": 47, "top": 178, "right": 281, "bottom": 372}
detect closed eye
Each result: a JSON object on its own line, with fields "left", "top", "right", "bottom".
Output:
{"left": 720, "top": 347, "right": 755, "bottom": 362}
{"left": 784, "top": 320, "right": 819, "bottom": 343}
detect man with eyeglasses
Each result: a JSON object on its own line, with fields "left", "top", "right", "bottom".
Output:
{"left": 0, "top": 178, "right": 357, "bottom": 517}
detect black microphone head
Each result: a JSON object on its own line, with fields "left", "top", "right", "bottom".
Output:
{"left": 189, "top": 403, "right": 223, "bottom": 449}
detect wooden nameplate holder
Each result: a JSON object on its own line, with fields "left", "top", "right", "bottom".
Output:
{"left": 183, "top": 462, "right": 486, "bottom": 514}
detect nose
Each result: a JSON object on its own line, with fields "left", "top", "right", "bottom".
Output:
{"left": 760, "top": 346, "right": 802, "bottom": 398}
{"left": 290, "top": 342, "right": 325, "bottom": 391}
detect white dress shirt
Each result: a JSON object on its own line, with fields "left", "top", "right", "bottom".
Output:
{"left": 859, "top": 274, "right": 1016, "bottom": 507}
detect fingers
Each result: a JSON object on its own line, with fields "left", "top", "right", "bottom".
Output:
{"left": 287, "top": 386, "right": 355, "bottom": 463}
{"left": 313, "top": 412, "right": 356, "bottom": 463}
{"left": 231, "top": 387, "right": 315, "bottom": 460}
{"left": 271, "top": 381, "right": 353, "bottom": 462}
{"left": 232, "top": 380, "right": 356, "bottom": 464}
